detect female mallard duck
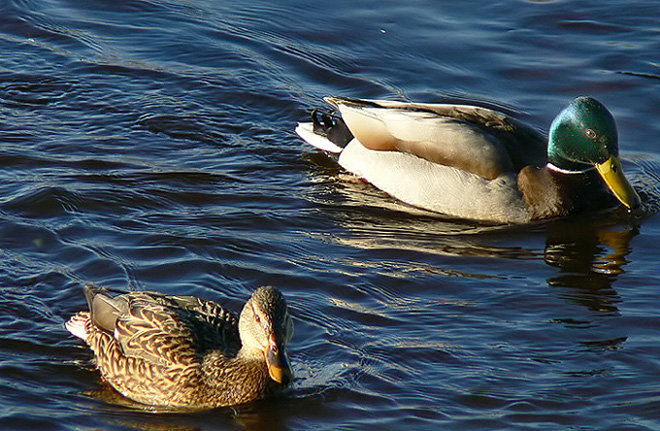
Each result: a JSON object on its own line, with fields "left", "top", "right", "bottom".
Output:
{"left": 296, "top": 96, "right": 640, "bottom": 223}
{"left": 66, "top": 284, "right": 293, "bottom": 409}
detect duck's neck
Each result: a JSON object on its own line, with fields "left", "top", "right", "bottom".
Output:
{"left": 200, "top": 344, "right": 265, "bottom": 372}
{"left": 519, "top": 164, "right": 617, "bottom": 220}
{"left": 547, "top": 162, "right": 595, "bottom": 175}
{"left": 198, "top": 348, "right": 270, "bottom": 406}
{"left": 547, "top": 140, "right": 596, "bottom": 173}
{"left": 236, "top": 345, "right": 266, "bottom": 361}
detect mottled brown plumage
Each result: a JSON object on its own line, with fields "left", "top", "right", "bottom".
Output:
{"left": 66, "top": 285, "right": 293, "bottom": 409}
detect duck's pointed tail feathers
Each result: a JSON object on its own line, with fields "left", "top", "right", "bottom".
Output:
{"left": 65, "top": 312, "right": 90, "bottom": 340}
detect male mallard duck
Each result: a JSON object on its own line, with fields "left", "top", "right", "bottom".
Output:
{"left": 66, "top": 284, "right": 293, "bottom": 409}
{"left": 296, "top": 96, "right": 640, "bottom": 223}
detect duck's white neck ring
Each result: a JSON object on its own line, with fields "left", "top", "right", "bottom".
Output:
{"left": 547, "top": 163, "right": 594, "bottom": 175}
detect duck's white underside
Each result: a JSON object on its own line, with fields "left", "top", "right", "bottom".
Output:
{"left": 296, "top": 122, "right": 532, "bottom": 223}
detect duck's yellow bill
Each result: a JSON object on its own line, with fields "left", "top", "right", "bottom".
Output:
{"left": 595, "top": 155, "right": 641, "bottom": 210}
{"left": 266, "top": 338, "right": 293, "bottom": 385}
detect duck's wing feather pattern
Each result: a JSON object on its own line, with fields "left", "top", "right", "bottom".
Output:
{"left": 326, "top": 97, "right": 547, "bottom": 179}
{"left": 90, "top": 290, "right": 240, "bottom": 367}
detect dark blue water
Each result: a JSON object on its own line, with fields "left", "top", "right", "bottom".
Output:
{"left": 2, "top": 0, "right": 660, "bottom": 430}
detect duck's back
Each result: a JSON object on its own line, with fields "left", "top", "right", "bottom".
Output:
{"left": 70, "top": 287, "right": 243, "bottom": 407}
{"left": 110, "top": 292, "right": 240, "bottom": 365}
{"left": 327, "top": 98, "right": 548, "bottom": 179}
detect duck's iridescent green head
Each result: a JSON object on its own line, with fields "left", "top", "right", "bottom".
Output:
{"left": 548, "top": 96, "right": 617, "bottom": 170}
{"left": 548, "top": 96, "right": 640, "bottom": 209}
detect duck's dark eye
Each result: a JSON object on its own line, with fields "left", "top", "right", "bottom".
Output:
{"left": 585, "top": 128, "right": 597, "bottom": 139}
{"left": 252, "top": 304, "right": 262, "bottom": 323}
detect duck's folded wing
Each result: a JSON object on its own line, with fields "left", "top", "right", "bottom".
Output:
{"left": 112, "top": 295, "right": 239, "bottom": 367}
{"left": 326, "top": 97, "right": 546, "bottom": 180}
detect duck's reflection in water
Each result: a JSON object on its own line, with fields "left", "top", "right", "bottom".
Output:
{"left": 319, "top": 176, "right": 641, "bottom": 315}
{"left": 85, "top": 384, "right": 290, "bottom": 431}
{"left": 543, "top": 218, "right": 639, "bottom": 314}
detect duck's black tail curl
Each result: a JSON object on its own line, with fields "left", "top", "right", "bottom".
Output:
{"left": 311, "top": 109, "right": 354, "bottom": 149}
